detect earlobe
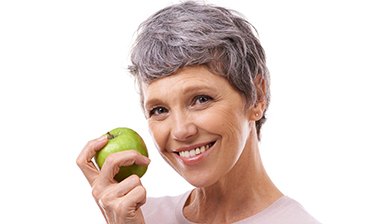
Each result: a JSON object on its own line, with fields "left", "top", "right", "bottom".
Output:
{"left": 248, "top": 75, "right": 267, "bottom": 121}
{"left": 249, "top": 104, "right": 265, "bottom": 121}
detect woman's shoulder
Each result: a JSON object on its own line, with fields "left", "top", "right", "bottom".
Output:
{"left": 141, "top": 193, "right": 321, "bottom": 224}
{"left": 236, "top": 196, "right": 321, "bottom": 224}
{"left": 142, "top": 190, "right": 191, "bottom": 224}
{"left": 270, "top": 196, "right": 321, "bottom": 224}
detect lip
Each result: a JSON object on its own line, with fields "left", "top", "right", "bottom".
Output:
{"left": 174, "top": 141, "right": 216, "bottom": 166}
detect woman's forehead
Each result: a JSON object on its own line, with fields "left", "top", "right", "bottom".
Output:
{"left": 141, "top": 67, "right": 229, "bottom": 101}
{"left": 142, "top": 67, "right": 220, "bottom": 89}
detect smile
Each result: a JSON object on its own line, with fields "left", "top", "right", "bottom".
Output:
{"left": 178, "top": 142, "right": 215, "bottom": 158}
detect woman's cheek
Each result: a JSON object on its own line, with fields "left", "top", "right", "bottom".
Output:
{"left": 148, "top": 120, "right": 169, "bottom": 152}
{"left": 204, "top": 106, "right": 248, "bottom": 143}
{"left": 197, "top": 107, "right": 236, "bottom": 131}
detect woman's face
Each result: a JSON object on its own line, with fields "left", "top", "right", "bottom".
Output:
{"left": 142, "top": 66, "right": 256, "bottom": 187}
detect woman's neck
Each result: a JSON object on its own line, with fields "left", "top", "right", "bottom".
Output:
{"left": 183, "top": 129, "right": 283, "bottom": 223}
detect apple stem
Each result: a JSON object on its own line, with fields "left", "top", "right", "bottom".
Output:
{"left": 106, "top": 132, "right": 115, "bottom": 140}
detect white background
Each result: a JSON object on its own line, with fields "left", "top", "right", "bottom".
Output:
{"left": 1, "top": 0, "right": 371, "bottom": 223}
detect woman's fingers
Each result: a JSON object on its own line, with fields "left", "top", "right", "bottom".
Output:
{"left": 122, "top": 184, "right": 147, "bottom": 210}
{"left": 97, "top": 150, "right": 150, "bottom": 185}
{"left": 76, "top": 135, "right": 108, "bottom": 186}
{"left": 95, "top": 175, "right": 144, "bottom": 207}
{"left": 94, "top": 175, "right": 147, "bottom": 223}
{"left": 114, "top": 184, "right": 147, "bottom": 223}
{"left": 106, "top": 175, "right": 143, "bottom": 199}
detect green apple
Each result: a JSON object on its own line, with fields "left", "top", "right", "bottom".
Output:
{"left": 95, "top": 127, "right": 149, "bottom": 182}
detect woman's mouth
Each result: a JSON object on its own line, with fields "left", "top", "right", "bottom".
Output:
{"left": 177, "top": 142, "right": 215, "bottom": 158}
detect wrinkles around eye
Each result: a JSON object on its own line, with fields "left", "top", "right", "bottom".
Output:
{"left": 193, "top": 95, "right": 213, "bottom": 105}
{"left": 149, "top": 106, "right": 168, "bottom": 117}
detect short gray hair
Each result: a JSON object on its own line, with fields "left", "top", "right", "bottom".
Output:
{"left": 129, "top": 1, "right": 270, "bottom": 139}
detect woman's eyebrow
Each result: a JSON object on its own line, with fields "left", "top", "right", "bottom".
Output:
{"left": 144, "top": 98, "right": 163, "bottom": 110}
{"left": 180, "top": 84, "right": 217, "bottom": 94}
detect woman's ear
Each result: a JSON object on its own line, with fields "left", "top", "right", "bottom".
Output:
{"left": 249, "top": 75, "right": 267, "bottom": 121}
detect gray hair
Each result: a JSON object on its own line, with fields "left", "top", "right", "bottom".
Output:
{"left": 129, "top": 1, "right": 270, "bottom": 139}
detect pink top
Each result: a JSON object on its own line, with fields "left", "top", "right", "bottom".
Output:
{"left": 142, "top": 191, "right": 321, "bottom": 224}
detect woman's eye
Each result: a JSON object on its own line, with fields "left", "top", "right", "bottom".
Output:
{"left": 149, "top": 106, "right": 168, "bottom": 117}
{"left": 193, "top": 95, "right": 213, "bottom": 105}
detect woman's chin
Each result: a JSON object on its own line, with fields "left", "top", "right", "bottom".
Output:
{"left": 181, "top": 173, "right": 219, "bottom": 188}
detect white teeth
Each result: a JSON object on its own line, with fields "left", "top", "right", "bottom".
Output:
{"left": 178, "top": 143, "right": 212, "bottom": 158}
{"left": 195, "top": 148, "right": 200, "bottom": 154}
{"left": 190, "top": 150, "right": 196, "bottom": 157}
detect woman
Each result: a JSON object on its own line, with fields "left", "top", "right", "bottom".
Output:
{"left": 77, "top": 1, "right": 321, "bottom": 223}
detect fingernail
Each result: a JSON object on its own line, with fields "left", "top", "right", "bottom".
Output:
{"left": 144, "top": 157, "right": 151, "bottom": 164}
{"left": 97, "top": 135, "right": 107, "bottom": 142}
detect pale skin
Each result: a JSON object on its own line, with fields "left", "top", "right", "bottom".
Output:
{"left": 77, "top": 65, "right": 282, "bottom": 223}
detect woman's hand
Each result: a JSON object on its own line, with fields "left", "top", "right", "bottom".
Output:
{"left": 76, "top": 135, "right": 150, "bottom": 224}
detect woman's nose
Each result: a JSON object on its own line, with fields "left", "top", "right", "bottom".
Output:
{"left": 171, "top": 112, "right": 198, "bottom": 142}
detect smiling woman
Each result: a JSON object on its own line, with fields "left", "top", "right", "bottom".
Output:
{"left": 143, "top": 66, "right": 253, "bottom": 188}
{"left": 76, "top": 1, "right": 321, "bottom": 223}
